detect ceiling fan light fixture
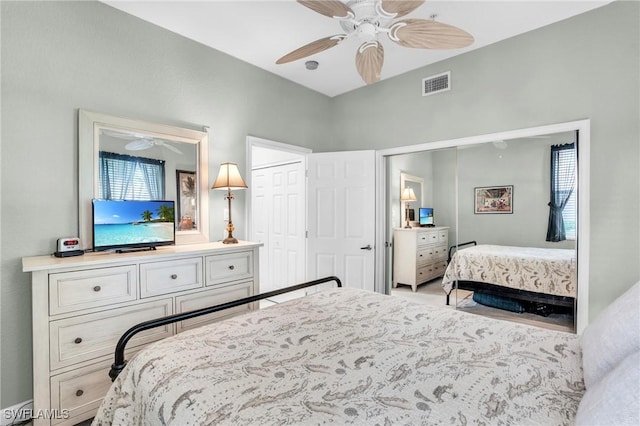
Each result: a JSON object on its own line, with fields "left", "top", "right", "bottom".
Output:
{"left": 279, "top": 0, "right": 473, "bottom": 85}
{"left": 305, "top": 60, "right": 319, "bottom": 70}
{"left": 356, "top": 21, "right": 378, "bottom": 39}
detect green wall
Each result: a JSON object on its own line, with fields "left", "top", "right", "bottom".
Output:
{"left": 331, "top": 1, "right": 639, "bottom": 321}
{"left": 0, "top": 0, "right": 332, "bottom": 407}
{"left": 455, "top": 134, "right": 575, "bottom": 250}
{"left": 1, "top": 0, "right": 638, "bottom": 410}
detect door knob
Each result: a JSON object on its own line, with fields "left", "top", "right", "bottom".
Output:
{"left": 360, "top": 245, "right": 372, "bottom": 250}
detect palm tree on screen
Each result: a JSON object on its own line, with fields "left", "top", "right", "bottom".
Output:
{"left": 157, "top": 204, "right": 174, "bottom": 222}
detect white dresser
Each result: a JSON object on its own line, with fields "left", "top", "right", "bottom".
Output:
{"left": 392, "top": 227, "right": 449, "bottom": 292}
{"left": 22, "top": 241, "right": 261, "bottom": 426}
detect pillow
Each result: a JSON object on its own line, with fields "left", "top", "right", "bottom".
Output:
{"left": 575, "top": 351, "right": 640, "bottom": 425}
{"left": 581, "top": 281, "right": 640, "bottom": 388}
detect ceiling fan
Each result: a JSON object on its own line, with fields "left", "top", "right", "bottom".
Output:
{"left": 101, "top": 129, "right": 183, "bottom": 155}
{"left": 276, "top": 0, "right": 474, "bottom": 85}
{"left": 124, "top": 138, "right": 183, "bottom": 154}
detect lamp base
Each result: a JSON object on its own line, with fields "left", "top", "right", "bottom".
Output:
{"left": 222, "top": 220, "right": 238, "bottom": 244}
{"left": 222, "top": 236, "right": 239, "bottom": 244}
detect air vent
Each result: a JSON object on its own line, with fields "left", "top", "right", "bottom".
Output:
{"left": 422, "top": 71, "right": 451, "bottom": 96}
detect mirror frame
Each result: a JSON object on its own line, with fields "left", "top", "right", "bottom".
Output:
{"left": 399, "top": 172, "right": 424, "bottom": 227}
{"left": 78, "top": 109, "right": 210, "bottom": 249}
{"left": 376, "top": 119, "right": 590, "bottom": 333}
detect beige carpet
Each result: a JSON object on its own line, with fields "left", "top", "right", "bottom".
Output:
{"left": 392, "top": 278, "right": 575, "bottom": 334}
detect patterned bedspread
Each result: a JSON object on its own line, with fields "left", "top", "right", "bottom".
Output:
{"left": 93, "top": 288, "right": 583, "bottom": 426}
{"left": 441, "top": 244, "right": 577, "bottom": 298}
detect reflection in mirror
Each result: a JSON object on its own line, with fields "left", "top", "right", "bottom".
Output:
{"left": 450, "top": 131, "right": 578, "bottom": 332}
{"left": 381, "top": 119, "right": 589, "bottom": 333}
{"left": 455, "top": 132, "right": 576, "bottom": 250}
{"left": 79, "top": 110, "right": 209, "bottom": 249}
{"left": 400, "top": 173, "right": 423, "bottom": 228}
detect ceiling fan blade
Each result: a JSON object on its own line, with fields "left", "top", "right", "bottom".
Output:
{"left": 157, "top": 141, "right": 183, "bottom": 155}
{"left": 388, "top": 19, "right": 474, "bottom": 49}
{"left": 124, "top": 139, "right": 154, "bottom": 151}
{"left": 297, "top": 0, "right": 354, "bottom": 19}
{"left": 379, "top": 0, "right": 425, "bottom": 18}
{"left": 276, "top": 34, "right": 347, "bottom": 64}
{"left": 355, "top": 41, "right": 384, "bottom": 85}
{"left": 102, "top": 129, "right": 138, "bottom": 141}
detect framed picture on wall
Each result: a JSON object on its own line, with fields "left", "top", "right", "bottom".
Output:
{"left": 474, "top": 185, "right": 513, "bottom": 214}
{"left": 176, "top": 170, "right": 197, "bottom": 230}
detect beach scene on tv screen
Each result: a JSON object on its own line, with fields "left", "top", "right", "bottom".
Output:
{"left": 94, "top": 201, "right": 175, "bottom": 247}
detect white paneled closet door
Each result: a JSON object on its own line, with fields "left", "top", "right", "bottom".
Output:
{"left": 251, "top": 169, "right": 269, "bottom": 290}
{"left": 307, "top": 150, "right": 376, "bottom": 292}
{"left": 251, "top": 161, "right": 305, "bottom": 292}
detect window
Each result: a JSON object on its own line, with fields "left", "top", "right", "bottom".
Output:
{"left": 98, "top": 152, "right": 165, "bottom": 200}
{"left": 559, "top": 149, "right": 578, "bottom": 240}
{"left": 546, "top": 143, "right": 576, "bottom": 242}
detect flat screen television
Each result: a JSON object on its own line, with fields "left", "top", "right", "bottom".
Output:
{"left": 92, "top": 199, "right": 175, "bottom": 252}
{"left": 419, "top": 207, "right": 434, "bottom": 226}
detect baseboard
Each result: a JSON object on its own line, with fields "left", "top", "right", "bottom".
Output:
{"left": 1, "top": 400, "right": 33, "bottom": 426}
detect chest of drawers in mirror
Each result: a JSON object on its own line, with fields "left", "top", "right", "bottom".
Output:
{"left": 392, "top": 227, "right": 449, "bottom": 292}
{"left": 23, "top": 241, "right": 261, "bottom": 426}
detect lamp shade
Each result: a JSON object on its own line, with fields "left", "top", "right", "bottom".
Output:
{"left": 212, "top": 162, "right": 247, "bottom": 190}
{"left": 400, "top": 187, "right": 417, "bottom": 202}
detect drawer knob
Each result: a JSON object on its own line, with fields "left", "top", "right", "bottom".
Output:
{"left": 93, "top": 285, "right": 101, "bottom": 292}
{"left": 228, "top": 265, "right": 235, "bottom": 270}
{"left": 74, "top": 337, "right": 82, "bottom": 344}
{"left": 76, "top": 389, "right": 84, "bottom": 397}
{"left": 171, "top": 274, "right": 178, "bottom": 279}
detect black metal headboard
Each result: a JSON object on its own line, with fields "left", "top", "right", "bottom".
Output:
{"left": 448, "top": 241, "right": 477, "bottom": 262}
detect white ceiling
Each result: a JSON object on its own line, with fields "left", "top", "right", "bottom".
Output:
{"left": 102, "top": 0, "right": 613, "bottom": 97}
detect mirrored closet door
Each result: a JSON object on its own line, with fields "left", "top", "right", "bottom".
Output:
{"left": 386, "top": 128, "right": 580, "bottom": 333}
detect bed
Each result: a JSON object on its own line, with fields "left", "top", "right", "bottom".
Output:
{"left": 93, "top": 277, "right": 587, "bottom": 425}
{"left": 441, "top": 243, "right": 577, "bottom": 308}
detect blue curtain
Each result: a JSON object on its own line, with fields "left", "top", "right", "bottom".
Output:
{"left": 139, "top": 161, "right": 165, "bottom": 200}
{"left": 99, "top": 152, "right": 165, "bottom": 200}
{"left": 546, "top": 143, "right": 576, "bottom": 242}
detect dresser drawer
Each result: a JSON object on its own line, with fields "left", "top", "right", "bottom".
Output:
{"left": 417, "top": 231, "right": 439, "bottom": 246}
{"left": 49, "top": 299, "right": 172, "bottom": 370}
{"left": 433, "top": 260, "right": 448, "bottom": 276}
{"left": 416, "top": 261, "right": 448, "bottom": 284}
{"left": 205, "top": 251, "right": 253, "bottom": 286}
{"left": 416, "top": 232, "right": 429, "bottom": 245}
{"left": 49, "top": 266, "right": 137, "bottom": 315}
{"left": 140, "top": 257, "right": 203, "bottom": 298}
{"left": 416, "top": 265, "right": 433, "bottom": 284}
{"left": 50, "top": 359, "right": 115, "bottom": 425}
{"left": 437, "top": 230, "right": 448, "bottom": 244}
{"left": 433, "top": 244, "right": 448, "bottom": 261}
{"left": 416, "top": 247, "right": 434, "bottom": 265}
{"left": 175, "top": 281, "right": 253, "bottom": 333}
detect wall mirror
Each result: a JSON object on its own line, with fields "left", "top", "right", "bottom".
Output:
{"left": 378, "top": 119, "right": 589, "bottom": 333}
{"left": 400, "top": 172, "right": 423, "bottom": 227}
{"left": 454, "top": 133, "right": 576, "bottom": 250}
{"left": 78, "top": 110, "right": 210, "bottom": 249}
